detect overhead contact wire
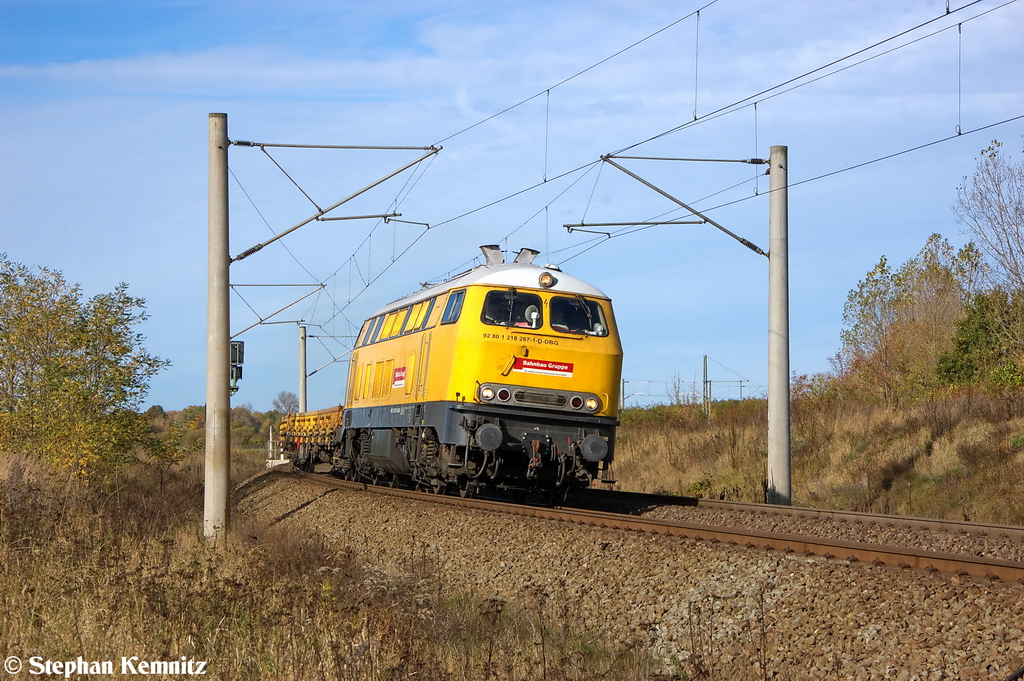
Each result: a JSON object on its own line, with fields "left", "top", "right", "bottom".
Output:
{"left": 609, "top": 0, "right": 992, "bottom": 156}
{"left": 957, "top": 22, "right": 963, "bottom": 134}
{"left": 561, "top": 112, "right": 1024, "bottom": 263}
{"left": 432, "top": 0, "right": 1013, "bottom": 248}
{"left": 295, "top": 0, "right": 1016, "bottom": 354}
{"left": 432, "top": 0, "right": 720, "bottom": 147}
{"left": 497, "top": 162, "right": 601, "bottom": 246}
{"left": 542, "top": 0, "right": 1021, "bottom": 266}
{"left": 544, "top": 90, "right": 550, "bottom": 182}
{"left": 432, "top": 160, "right": 601, "bottom": 229}
{"left": 693, "top": 10, "right": 700, "bottom": 120}
{"left": 228, "top": 167, "right": 321, "bottom": 282}
{"left": 319, "top": 150, "right": 440, "bottom": 334}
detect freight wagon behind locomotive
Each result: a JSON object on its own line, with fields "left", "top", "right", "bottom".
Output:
{"left": 281, "top": 245, "right": 623, "bottom": 498}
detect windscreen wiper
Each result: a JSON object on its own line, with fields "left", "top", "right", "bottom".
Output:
{"left": 504, "top": 288, "right": 517, "bottom": 325}
{"left": 576, "top": 293, "right": 594, "bottom": 330}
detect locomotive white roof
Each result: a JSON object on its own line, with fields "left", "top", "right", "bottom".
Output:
{"left": 373, "top": 260, "right": 609, "bottom": 317}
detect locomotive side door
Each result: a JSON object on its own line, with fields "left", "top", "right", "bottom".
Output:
{"left": 416, "top": 331, "right": 431, "bottom": 400}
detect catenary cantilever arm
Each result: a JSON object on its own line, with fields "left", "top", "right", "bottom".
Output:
{"left": 601, "top": 155, "right": 766, "bottom": 257}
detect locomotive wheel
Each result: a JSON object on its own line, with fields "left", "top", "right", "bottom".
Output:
{"left": 431, "top": 480, "right": 446, "bottom": 495}
{"left": 457, "top": 477, "right": 475, "bottom": 499}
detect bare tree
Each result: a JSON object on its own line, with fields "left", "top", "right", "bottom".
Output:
{"left": 954, "top": 140, "right": 1024, "bottom": 291}
{"left": 273, "top": 390, "right": 300, "bottom": 414}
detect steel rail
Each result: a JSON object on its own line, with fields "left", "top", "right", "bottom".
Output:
{"left": 699, "top": 498, "right": 1024, "bottom": 541}
{"left": 275, "top": 470, "right": 1024, "bottom": 583}
{"left": 570, "top": 487, "right": 1024, "bottom": 541}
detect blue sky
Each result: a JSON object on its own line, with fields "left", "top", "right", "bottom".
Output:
{"left": 2, "top": 0, "right": 1023, "bottom": 411}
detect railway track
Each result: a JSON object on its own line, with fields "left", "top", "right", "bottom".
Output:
{"left": 567, "top": 486, "right": 1024, "bottom": 541}
{"left": 285, "top": 469, "right": 1024, "bottom": 583}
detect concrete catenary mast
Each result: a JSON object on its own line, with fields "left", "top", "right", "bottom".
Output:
{"left": 767, "top": 145, "right": 791, "bottom": 505}
{"left": 205, "top": 113, "right": 231, "bottom": 540}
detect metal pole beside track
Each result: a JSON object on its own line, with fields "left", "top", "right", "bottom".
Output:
{"left": 205, "top": 113, "right": 231, "bottom": 539}
{"left": 767, "top": 145, "right": 791, "bottom": 505}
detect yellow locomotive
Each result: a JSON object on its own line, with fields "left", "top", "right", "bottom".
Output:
{"left": 281, "top": 245, "right": 622, "bottom": 498}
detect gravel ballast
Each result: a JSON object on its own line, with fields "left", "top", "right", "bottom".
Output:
{"left": 645, "top": 505, "right": 1024, "bottom": 563}
{"left": 236, "top": 469, "right": 1024, "bottom": 680}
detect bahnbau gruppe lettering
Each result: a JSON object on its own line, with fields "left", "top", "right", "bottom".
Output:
{"left": 512, "top": 357, "right": 574, "bottom": 377}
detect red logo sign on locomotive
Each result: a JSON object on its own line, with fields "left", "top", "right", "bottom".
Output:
{"left": 512, "top": 357, "right": 574, "bottom": 377}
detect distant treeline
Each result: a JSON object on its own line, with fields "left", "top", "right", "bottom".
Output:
{"left": 144, "top": 403, "right": 289, "bottom": 456}
{"left": 821, "top": 141, "right": 1024, "bottom": 407}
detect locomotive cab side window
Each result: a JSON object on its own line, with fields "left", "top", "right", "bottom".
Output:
{"left": 482, "top": 289, "right": 543, "bottom": 329}
{"left": 402, "top": 300, "right": 425, "bottom": 334}
{"left": 403, "top": 297, "right": 436, "bottom": 334}
{"left": 550, "top": 295, "right": 609, "bottom": 336}
{"left": 420, "top": 296, "right": 438, "bottom": 329}
{"left": 381, "top": 309, "right": 408, "bottom": 340}
{"left": 368, "top": 315, "right": 386, "bottom": 344}
{"left": 356, "top": 319, "right": 373, "bottom": 346}
{"left": 440, "top": 289, "right": 466, "bottom": 325}
{"left": 423, "top": 294, "right": 445, "bottom": 329}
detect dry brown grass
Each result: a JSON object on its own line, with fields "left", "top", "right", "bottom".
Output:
{"left": 0, "top": 449, "right": 660, "bottom": 680}
{"left": 613, "top": 390, "right": 1024, "bottom": 525}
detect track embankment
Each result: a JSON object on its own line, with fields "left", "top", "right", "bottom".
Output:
{"left": 235, "top": 467, "right": 1024, "bottom": 680}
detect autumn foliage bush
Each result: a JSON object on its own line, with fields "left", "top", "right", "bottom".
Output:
{"left": 0, "top": 256, "right": 167, "bottom": 475}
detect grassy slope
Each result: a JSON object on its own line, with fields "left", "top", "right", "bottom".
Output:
{"left": 5, "top": 392, "right": 1024, "bottom": 680}
{"left": 0, "top": 450, "right": 660, "bottom": 681}
{"left": 613, "top": 392, "right": 1024, "bottom": 525}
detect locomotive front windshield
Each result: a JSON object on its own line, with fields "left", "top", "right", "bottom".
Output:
{"left": 481, "top": 289, "right": 609, "bottom": 336}
{"left": 550, "top": 295, "right": 609, "bottom": 336}
{"left": 482, "top": 289, "right": 543, "bottom": 329}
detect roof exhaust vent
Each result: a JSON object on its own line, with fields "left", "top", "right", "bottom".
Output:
{"left": 513, "top": 248, "right": 540, "bottom": 265}
{"left": 480, "top": 244, "right": 504, "bottom": 266}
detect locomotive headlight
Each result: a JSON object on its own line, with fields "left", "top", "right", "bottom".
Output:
{"left": 480, "top": 386, "right": 495, "bottom": 401}
{"left": 585, "top": 397, "right": 600, "bottom": 411}
{"left": 538, "top": 272, "right": 556, "bottom": 288}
